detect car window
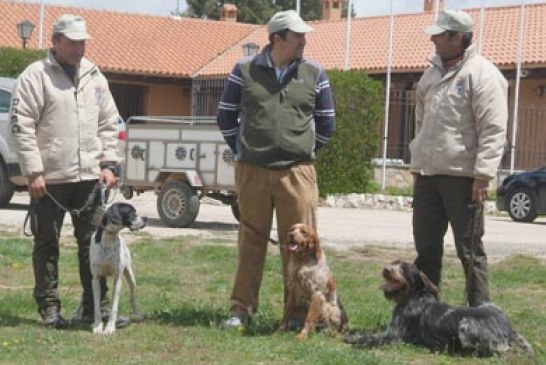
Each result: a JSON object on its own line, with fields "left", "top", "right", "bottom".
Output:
{"left": 0, "top": 89, "right": 11, "bottom": 113}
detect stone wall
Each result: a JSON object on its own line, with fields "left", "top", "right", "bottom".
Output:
{"left": 324, "top": 158, "right": 503, "bottom": 214}
{"left": 320, "top": 193, "right": 498, "bottom": 214}
{"left": 372, "top": 159, "right": 413, "bottom": 188}
{"left": 371, "top": 159, "right": 506, "bottom": 193}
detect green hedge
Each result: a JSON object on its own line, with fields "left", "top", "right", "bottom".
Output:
{"left": 0, "top": 47, "right": 47, "bottom": 77}
{"left": 316, "top": 70, "right": 383, "bottom": 196}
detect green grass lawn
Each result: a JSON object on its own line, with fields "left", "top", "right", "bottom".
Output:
{"left": 0, "top": 232, "right": 544, "bottom": 365}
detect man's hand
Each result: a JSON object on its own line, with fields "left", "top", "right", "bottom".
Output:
{"left": 28, "top": 174, "right": 46, "bottom": 200}
{"left": 472, "top": 179, "right": 490, "bottom": 204}
{"left": 100, "top": 168, "right": 118, "bottom": 188}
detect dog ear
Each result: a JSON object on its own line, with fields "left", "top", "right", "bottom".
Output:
{"left": 101, "top": 212, "right": 109, "bottom": 227}
{"left": 419, "top": 271, "right": 439, "bottom": 299}
{"left": 310, "top": 229, "right": 322, "bottom": 260}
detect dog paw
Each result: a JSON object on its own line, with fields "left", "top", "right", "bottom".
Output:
{"left": 132, "top": 314, "right": 144, "bottom": 322}
{"left": 92, "top": 324, "right": 103, "bottom": 334}
{"left": 103, "top": 322, "right": 116, "bottom": 335}
{"left": 330, "top": 330, "right": 345, "bottom": 339}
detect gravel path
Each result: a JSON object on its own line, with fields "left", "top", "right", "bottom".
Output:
{"left": 1, "top": 191, "right": 545, "bottom": 260}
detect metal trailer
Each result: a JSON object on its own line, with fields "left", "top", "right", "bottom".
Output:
{"left": 120, "top": 116, "right": 238, "bottom": 227}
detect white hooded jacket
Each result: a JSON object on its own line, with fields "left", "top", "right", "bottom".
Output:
{"left": 410, "top": 45, "right": 508, "bottom": 180}
{"left": 10, "top": 50, "right": 119, "bottom": 183}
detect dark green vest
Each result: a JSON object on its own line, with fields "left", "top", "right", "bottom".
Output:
{"left": 238, "top": 59, "right": 319, "bottom": 169}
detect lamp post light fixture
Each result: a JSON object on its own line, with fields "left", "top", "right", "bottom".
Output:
{"left": 17, "top": 20, "right": 35, "bottom": 49}
{"left": 242, "top": 42, "right": 259, "bottom": 57}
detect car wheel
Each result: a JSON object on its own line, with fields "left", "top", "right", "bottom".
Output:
{"left": 157, "top": 180, "right": 200, "bottom": 228}
{"left": 0, "top": 158, "right": 15, "bottom": 207}
{"left": 507, "top": 187, "right": 537, "bottom": 222}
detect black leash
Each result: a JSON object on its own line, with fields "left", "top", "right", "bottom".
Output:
{"left": 239, "top": 217, "right": 280, "bottom": 245}
{"left": 23, "top": 183, "right": 109, "bottom": 237}
{"left": 463, "top": 202, "right": 481, "bottom": 306}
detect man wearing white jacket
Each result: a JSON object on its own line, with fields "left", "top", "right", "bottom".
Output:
{"left": 10, "top": 14, "right": 119, "bottom": 327}
{"left": 410, "top": 10, "right": 508, "bottom": 307}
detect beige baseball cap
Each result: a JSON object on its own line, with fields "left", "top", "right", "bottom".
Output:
{"left": 425, "top": 10, "right": 473, "bottom": 35}
{"left": 267, "top": 10, "right": 314, "bottom": 35}
{"left": 53, "top": 14, "right": 91, "bottom": 40}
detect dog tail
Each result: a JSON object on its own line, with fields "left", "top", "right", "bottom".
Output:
{"left": 512, "top": 332, "right": 534, "bottom": 357}
{"left": 337, "top": 296, "right": 349, "bottom": 332}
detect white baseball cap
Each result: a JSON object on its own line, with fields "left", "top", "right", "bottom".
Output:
{"left": 425, "top": 10, "right": 473, "bottom": 36}
{"left": 267, "top": 10, "right": 314, "bottom": 35}
{"left": 53, "top": 14, "right": 91, "bottom": 41}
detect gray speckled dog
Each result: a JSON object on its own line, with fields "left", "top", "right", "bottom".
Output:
{"left": 344, "top": 260, "right": 533, "bottom": 357}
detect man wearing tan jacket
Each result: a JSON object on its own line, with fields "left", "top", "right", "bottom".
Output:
{"left": 410, "top": 10, "right": 507, "bottom": 307}
{"left": 10, "top": 14, "right": 119, "bottom": 327}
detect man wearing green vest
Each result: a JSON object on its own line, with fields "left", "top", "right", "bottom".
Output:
{"left": 217, "top": 10, "right": 335, "bottom": 329}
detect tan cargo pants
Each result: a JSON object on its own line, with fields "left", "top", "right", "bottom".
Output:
{"left": 229, "top": 162, "right": 318, "bottom": 316}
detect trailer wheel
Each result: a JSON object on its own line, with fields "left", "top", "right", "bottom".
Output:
{"left": 157, "top": 180, "right": 200, "bottom": 228}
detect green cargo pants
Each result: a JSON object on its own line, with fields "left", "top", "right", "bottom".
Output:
{"left": 30, "top": 180, "right": 107, "bottom": 315}
{"left": 412, "top": 174, "right": 490, "bottom": 307}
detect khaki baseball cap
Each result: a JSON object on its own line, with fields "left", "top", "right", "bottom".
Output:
{"left": 267, "top": 10, "right": 314, "bottom": 35}
{"left": 53, "top": 14, "right": 91, "bottom": 40}
{"left": 425, "top": 10, "right": 473, "bottom": 35}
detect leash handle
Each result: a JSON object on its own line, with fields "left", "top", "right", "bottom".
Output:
{"left": 240, "top": 217, "right": 279, "bottom": 245}
{"left": 99, "top": 182, "right": 107, "bottom": 207}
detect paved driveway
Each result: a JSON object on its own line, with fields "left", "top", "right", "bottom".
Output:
{"left": 2, "top": 192, "right": 545, "bottom": 259}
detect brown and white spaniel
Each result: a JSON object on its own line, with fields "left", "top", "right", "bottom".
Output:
{"left": 279, "top": 223, "right": 348, "bottom": 340}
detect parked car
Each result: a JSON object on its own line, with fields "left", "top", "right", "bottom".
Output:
{"left": 496, "top": 167, "right": 546, "bottom": 222}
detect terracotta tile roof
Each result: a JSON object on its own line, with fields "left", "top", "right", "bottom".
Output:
{"left": 0, "top": 1, "right": 256, "bottom": 77}
{"left": 197, "top": 3, "right": 546, "bottom": 77}
{"left": 2, "top": 1, "right": 546, "bottom": 79}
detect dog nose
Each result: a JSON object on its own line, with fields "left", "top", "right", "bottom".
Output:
{"left": 142, "top": 216, "right": 148, "bottom": 222}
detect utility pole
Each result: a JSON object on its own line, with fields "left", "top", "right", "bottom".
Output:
{"left": 343, "top": 0, "right": 352, "bottom": 71}
{"left": 38, "top": 0, "right": 44, "bottom": 49}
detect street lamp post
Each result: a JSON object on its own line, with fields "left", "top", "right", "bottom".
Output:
{"left": 17, "top": 20, "right": 35, "bottom": 49}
